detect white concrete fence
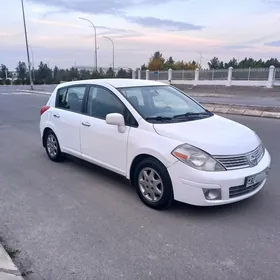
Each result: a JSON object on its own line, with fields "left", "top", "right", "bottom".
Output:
{"left": 133, "top": 66, "right": 280, "bottom": 88}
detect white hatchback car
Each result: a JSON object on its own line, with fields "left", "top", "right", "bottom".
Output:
{"left": 40, "top": 79, "right": 271, "bottom": 209}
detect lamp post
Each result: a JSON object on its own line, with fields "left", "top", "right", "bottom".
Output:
{"left": 20, "top": 0, "right": 33, "bottom": 89}
{"left": 28, "top": 44, "right": 35, "bottom": 81}
{"left": 103, "top": 36, "right": 115, "bottom": 77}
{"left": 79, "top": 17, "right": 98, "bottom": 71}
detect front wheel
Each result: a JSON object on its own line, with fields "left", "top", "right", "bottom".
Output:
{"left": 133, "top": 158, "right": 174, "bottom": 210}
{"left": 45, "top": 130, "right": 64, "bottom": 162}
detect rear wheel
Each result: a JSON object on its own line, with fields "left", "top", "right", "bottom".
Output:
{"left": 45, "top": 130, "right": 64, "bottom": 162}
{"left": 133, "top": 158, "right": 174, "bottom": 210}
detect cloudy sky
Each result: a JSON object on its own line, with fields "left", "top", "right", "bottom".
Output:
{"left": 1, "top": 0, "right": 280, "bottom": 70}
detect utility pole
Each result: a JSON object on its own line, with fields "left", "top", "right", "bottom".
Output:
{"left": 103, "top": 36, "right": 115, "bottom": 77}
{"left": 79, "top": 17, "right": 98, "bottom": 71}
{"left": 21, "top": 0, "right": 33, "bottom": 89}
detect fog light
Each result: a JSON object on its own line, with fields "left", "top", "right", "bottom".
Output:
{"left": 203, "top": 188, "right": 221, "bottom": 200}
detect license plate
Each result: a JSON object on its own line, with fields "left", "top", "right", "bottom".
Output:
{"left": 245, "top": 169, "right": 269, "bottom": 188}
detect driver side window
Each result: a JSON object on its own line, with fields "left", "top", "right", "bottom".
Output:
{"left": 86, "top": 86, "right": 125, "bottom": 120}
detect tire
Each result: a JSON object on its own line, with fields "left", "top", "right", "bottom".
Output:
{"left": 133, "top": 158, "right": 174, "bottom": 210}
{"left": 45, "top": 130, "right": 64, "bottom": 162}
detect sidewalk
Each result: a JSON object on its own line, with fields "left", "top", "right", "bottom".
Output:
{"left": 0, "top": 244, "right": 23, "bottom": 279}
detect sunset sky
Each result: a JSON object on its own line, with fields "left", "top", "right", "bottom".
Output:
{"left": 1, "top": 0, "right": 280, "bottom": 70}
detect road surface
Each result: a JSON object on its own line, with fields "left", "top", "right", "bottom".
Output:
{"left": 0, "top": 93, "right": 279, "bottom": 280}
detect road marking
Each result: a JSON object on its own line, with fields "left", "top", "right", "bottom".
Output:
{"left": 0, "top": 92, "right": 32, "bottom": 95}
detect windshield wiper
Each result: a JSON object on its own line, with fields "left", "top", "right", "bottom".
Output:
{"left": 145, "top": 116, "right": 173, "bottom": 122}
{"left": 173, "top": 112, "right": 211, "bottom": 119}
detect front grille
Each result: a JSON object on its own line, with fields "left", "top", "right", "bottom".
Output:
{"left": 213, "top": 144, "right": 264, "bottom": 170}
{"left": 229, "top": 181, "right": 263, "bottom": 198}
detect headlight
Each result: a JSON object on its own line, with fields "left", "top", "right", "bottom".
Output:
{"left": 171, "top": 144, "right": 225, "bottom": 171}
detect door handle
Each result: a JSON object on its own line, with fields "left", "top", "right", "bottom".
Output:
{"left": 53, "top": 113, "right": 60, "bottom": 118}
{"left": 82, "top": 122, "right": 91, "bottom": 127}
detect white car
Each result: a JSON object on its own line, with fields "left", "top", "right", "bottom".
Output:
{"left": 40, "top": 79, "right": 271, "bottom": 209}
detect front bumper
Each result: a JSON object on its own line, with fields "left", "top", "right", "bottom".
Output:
{"left": 167, "top": 149, "right": 271, "bottom": 206}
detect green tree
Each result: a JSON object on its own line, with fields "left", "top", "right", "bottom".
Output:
{"left": 164, "top": 56, "right": 175, "bottom": 70}
{"left": 208, "top": 57, "right": 221, "bottom": 69}
{"left": 148, "top": 51, "right": 165, "bottom": 71}
{"left": 52, "top": 66, "right": 60, "bottom": 83}
{"left": 16, "top": 61, "right": 27, "bottom": 83}
{"left": 0, "top": 64, "right": 10, "bottom": 84}
{"left": 37, "top": 61, "right": 52, "bottom": 84}
{"left": 116, "top": 68, "right": 129, "bottom": 78}
{"left": 106, "top": 67, "right": 114, "bottom": 78}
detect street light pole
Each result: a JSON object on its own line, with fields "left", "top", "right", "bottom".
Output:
{"left": 103, "top": 36, "right": 115, "bottom": 77}
{"left": 28, "top": 44, "right": 35, "bottom": 81}
{"left": 79, "top": 17, "right": 98, "bottom": 71}
{"left": 21, "top": 0, "right": 33, "bottom": 90}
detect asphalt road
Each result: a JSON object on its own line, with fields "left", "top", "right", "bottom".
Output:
{"left": 0, "top": 93, "right": 280, "bottom": 280}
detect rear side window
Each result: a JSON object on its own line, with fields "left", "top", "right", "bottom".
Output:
{"left": 56, "top": 86, "right": 86, "bottom": 113}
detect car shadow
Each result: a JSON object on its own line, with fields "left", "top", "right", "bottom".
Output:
{"left": 53, "top": 154, "right": 266, "bottom": 219}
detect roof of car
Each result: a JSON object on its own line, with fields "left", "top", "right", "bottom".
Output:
{"left": 56, "top": 78, "right": 168, "bottom": 89}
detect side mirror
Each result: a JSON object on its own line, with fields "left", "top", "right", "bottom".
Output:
{"left": 106, "top": 113, "right": 126, "bottom": 133}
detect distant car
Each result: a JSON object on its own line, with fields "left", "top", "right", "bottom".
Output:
{"left": 40, "top": 79, "right": 271, "bottom": 209}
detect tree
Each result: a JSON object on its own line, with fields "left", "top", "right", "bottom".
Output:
{"left": 52, "top": 66, "right": 60, "bottom": 84}
{"left": 106, "top": 67, "right": 114, "bottom": 78}
{"left": 164, "top": 56, "right": 175, "bottom": 69}
{"left": 225, "top": 58, "right": 238, "bottom": 69}
{"left": 37, "top": 61, "right": 52, "bottom": 84}
{"left": 208, "top": 57, "right": 221, "bottom": 69}
{"left": 16, "top": 61, "right": 27, "bottom": 82}
{"left": 148, "top": 51, "right": 165, "bottom": 71}
{"left": 116, "top": 68, "right": 129, "bottom": 78}
{"left": 0, "top": 64, "right": 9, "bottom": 81}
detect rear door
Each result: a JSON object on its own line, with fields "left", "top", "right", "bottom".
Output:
{"left": 51, "top": 85, "right": 87, "bottom": 157}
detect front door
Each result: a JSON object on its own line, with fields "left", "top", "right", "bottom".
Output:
{"left": 80, "top": 85, "right": 130, "bottom": 175}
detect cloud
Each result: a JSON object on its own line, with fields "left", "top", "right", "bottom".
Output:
{"left": 33, "top": 19, "right": 143, "bottom": 39}
{"left": 26, "top": 0, "right": 187, "bottom": 16}
{"left": 265, "top": 40, "right": 280, "bottom": 47}
{"left": 223, "top": 45, "right": 253, "bottom": 50}
{"left": 124, "top": 16, "right": 204, "bottom": 31}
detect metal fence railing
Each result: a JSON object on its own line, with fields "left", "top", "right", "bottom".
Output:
{"left": 138, "top": 67, "right": 280, "bottom": 83}
{"left": 172, "top": 70, "right": 195, "bottom": 80}
{"left": 199, "top": 69, "right": 228, "bottom": 80}
{"left": 275, "top": 68, "right": 280, "bottom": 81}
{"left": 232, "top": 68, "right": 269, "bottom": 81}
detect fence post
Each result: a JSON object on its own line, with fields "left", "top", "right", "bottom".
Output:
{"left": 227, "top": 67, "right": 233, "bottom": 87}
{"left": 194, "top": 68, "right": 199, "bottom": 86}
{"left": 146, "top": 70, "right": 149, "bottom": 80}
{"left": 168, "top": 69, "right": 172, "bottom": 83}
{"left": 137, "top": 69, "right": 141, "bottom": 79}
{"left": 132, "top": 70, "right": 136, "bottom": 79}
{"left": 267, "top": 65, "right": 275, "bottom": 88}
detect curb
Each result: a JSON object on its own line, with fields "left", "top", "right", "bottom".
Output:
{"left": 19, "top": 90, "right": 280, "bottom": 119}
{"left": 203, "top": 104, "right": 280, "bottom": 119}
{"left": 0, "top": 244, "right": 23, "bottom": 279}
{"left": 18, "top": 89, "right": 52, "bottom": 95}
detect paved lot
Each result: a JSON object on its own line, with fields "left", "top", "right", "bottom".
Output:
{"left": 0, "top": 94, "right": 280, "bottom": 280}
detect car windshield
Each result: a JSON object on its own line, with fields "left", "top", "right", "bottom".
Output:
{"left": 117, "top": 85, "right": 213, "bottom": 123}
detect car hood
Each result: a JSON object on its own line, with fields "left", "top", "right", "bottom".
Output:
{"left": 153, "top": 115, "right": 260, "bottom": 155}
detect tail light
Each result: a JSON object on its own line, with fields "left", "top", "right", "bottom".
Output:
{"left": 40, "top": 105, "right": 50, "bottom": 115}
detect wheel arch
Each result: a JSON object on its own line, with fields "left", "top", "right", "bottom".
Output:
{"left": 42, "top": 127, "right": 54, "bottom": 147}
{"left": 129, "top": 154, "right": 168, "bottom": 186}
